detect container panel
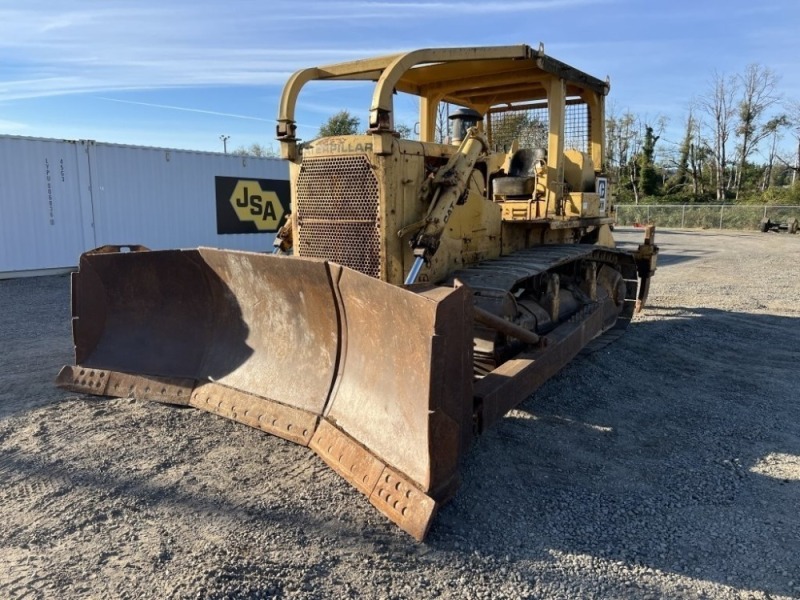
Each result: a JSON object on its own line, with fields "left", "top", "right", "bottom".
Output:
{"left": 88, "top": 143, "right": 288, "bottom": 252}
{"left": 0, "top": 136, "right": 90, "bottom": 273}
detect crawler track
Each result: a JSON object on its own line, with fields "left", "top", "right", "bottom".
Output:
{"left": 449, "top": 244, "right": 640, "bottom": 372}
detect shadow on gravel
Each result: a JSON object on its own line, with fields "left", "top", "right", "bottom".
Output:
{"left": 433, "top": 307, "right": 799, "bottom": 598}
{"left": 0, "top": 275, "right": 74, "bottom": 420}
{"left": 616, "top": 230, "right": 720, "bottom": 268}
{"left": 0, "top": 447, "right": 333, "bottom": 532}
{"left": 647, "top": 249, "right": 715, "bottom": 268}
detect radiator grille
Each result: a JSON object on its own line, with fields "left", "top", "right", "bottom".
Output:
{"left": 296, "top": 155, "right": 382, "bottom": 278}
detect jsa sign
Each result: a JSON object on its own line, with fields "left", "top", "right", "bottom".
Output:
{"left": 215, "top": 176, "right": 290, "bottom": 234}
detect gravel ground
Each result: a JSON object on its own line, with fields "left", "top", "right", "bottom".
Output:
{"left": 1, "top": 228, "right": 798, "bottom": 599}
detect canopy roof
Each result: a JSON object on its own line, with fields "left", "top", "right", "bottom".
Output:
{"left": 277, "top": 44, "right": 609, "bottom": 140}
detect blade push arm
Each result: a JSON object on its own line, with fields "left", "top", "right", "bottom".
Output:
{"left": 405, "top": 127, "right": 488, "bottom": 284}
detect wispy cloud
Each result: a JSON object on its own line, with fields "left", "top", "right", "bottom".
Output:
{"left": 0, "top": 0, "right": 617, "bottom": 101}
{"left": 0, "top": 119, "right": 28, "bottom": 133}
{"left": 274, "top": 0, "right": 609, "bottom": 19}
{"left": 97, "top": 97, "right": 276, "bottom": 123}
{"left": 95, "top": 97, "right": 320, "bottom": 133}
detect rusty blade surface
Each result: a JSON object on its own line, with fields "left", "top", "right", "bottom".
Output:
{"left": 310, "top": 420, "right": 438, "bottom": 541}
{"left": 56, "top": 365, "right": 195, "bottom": 405}
{"left": 189, "top": 382, "right": 319, "bottom": 447}
{"left": 73, "top": 248, "right": 340, "bottom": 415}
{"left": 325, "top": 270, "right": 473, "bottom": 499}
{"left": 194, "top": 248, "right": 339, "bottom": 414}
{"left": 72, "top": 249, "right": 214, "bottom": 372}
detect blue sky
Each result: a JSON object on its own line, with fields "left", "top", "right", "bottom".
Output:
{"left": 1, "top": 0, "right": 798, "bottom": 157}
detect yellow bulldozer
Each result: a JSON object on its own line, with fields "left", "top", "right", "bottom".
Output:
{"left": 57, "top": 44, "right": 657, "bottom": 540}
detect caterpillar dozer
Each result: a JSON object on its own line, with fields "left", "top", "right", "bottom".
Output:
{"left": 57, "top": 44, "right": 657, "bottom": 541}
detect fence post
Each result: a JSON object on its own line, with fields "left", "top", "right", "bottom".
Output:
{"left": 682, "top": 205, "right": 686, "bottom": 228}
{"left": 764, "top": 206, "right": 767, "bottom": 219}
{"left": 719, "top": 205, "right": 724, "bottom": 229}
{"left": 647, "top": 205, "right": 651, "bottom": 223}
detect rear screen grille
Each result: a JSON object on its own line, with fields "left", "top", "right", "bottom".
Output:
{"left": 296, "top": 155, "right": 381, "bottom": 278}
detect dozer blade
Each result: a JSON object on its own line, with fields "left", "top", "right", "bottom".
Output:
{"left": 57, "top": 247, "right": 473, "bottom": 540}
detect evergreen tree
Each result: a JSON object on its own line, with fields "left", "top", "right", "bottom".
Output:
{"left": 638, "top": 125, "right": 660, "bottom": 196}
{"left": 318, "top": 110, "right": 360, "bottom": 137}
{"left": 666, "top": 113, "right": 694, "bottom": 195}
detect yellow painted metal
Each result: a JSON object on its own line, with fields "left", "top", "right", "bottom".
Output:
{"left": 276, "top": 44, "right": 609, "bottom": 146}
{"left": 500, "top": 200, "right": 547, "bottom": 222}
{"left": 546, "top": 77, "right": 566, "bottom": 216}
{"left": 597, "top": 223, "right": 616, "bottom": 247}
{"left": 563, "top": 193, "right": 600, "bottom": 218}
{"left": 370, "top": 47, "right": 531, "bottom": 126}
{"left": 419, "top": 95, "right": 443, "bottom": 143}
{"left": 563, "top": 150, "right": 596, "bottom": 194}
{"left": 583, "top": 91, "right": 606, "bottom": 172}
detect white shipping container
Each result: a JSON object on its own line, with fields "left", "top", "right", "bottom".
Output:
{"left": 0, "top": 135, "right": 290, "bottom": 278}
{"left": 0, "top": 136, "right": 93, "bottom": 275}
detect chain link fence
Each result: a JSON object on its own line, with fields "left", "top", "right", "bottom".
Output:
{"left": 615, "top": 204, "right": 800, "bottom": 231}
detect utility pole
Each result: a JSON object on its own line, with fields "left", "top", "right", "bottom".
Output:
{"left": 219, "top": 134, "right": 230, "bottom": 154}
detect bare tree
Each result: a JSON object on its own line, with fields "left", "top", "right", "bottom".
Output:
{"left": 760, "top": 115, "right": 790, "bottom": 191}
{"left": 697, "top": 71, "right": 739, "bottom": 202}
{"left": 606, "top": 107, "right": 642, "bottom": 203}
{"left": 232, "top": 143, "right": 280, "bottom": 158}
{"left": 787, "top": 99, "right": 800, "bottom": 186}
{"left": 733, "top": 64, "right": 780, "bottom": 199}
{"left": 435, "top": 102, "right": 449, "bottom": 143}
{"left": 395, "top": 122, "right": 413, "bottom": 139}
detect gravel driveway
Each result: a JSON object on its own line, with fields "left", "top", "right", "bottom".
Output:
{"left": 1, "top": 228, "right": 798, "bottom": 599}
